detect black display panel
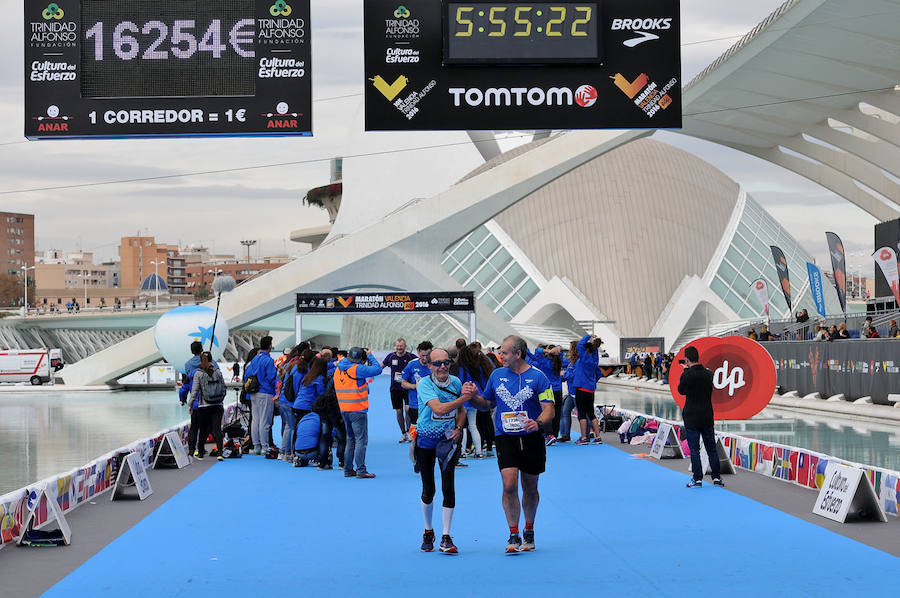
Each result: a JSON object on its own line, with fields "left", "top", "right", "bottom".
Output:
{"left": 25, "top": 0, "right": 312, "bottom": 138}
{"left": 874, "top": 218, "right": 900, "bottom": 299}
{"left": 296, "top": 292, "right": 476, "bottom": 314}
{"left": 443, "top": 2, "right": 601, "bottom": 64}
{"left": 365, "top": 0, "right": 681, "bottom": 131}
{"left": 80, "top": 0, "right": 256, "bottom": 98}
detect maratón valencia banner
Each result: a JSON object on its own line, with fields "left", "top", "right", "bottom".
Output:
{"left": 295, "top": 292, "right": 475, "bottom": 313}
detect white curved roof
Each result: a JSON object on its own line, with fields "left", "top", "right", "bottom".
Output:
{"left": 680, "top": 0, "right": 900, "bottom": 221}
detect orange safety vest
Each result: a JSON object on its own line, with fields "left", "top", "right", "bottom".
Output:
{"left": 334, "top": 364, "right": 369, "bottom": 412}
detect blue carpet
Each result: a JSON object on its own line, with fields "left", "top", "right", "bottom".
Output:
{"left": 46, "top": 376, "right": 899, "bottom": 597}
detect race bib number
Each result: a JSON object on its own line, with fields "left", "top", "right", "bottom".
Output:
{"left": 433, "top": 407, "right": 457, "bottom": 421}
{"left": 501, "top": 411, "right": 529, "bottom": 433}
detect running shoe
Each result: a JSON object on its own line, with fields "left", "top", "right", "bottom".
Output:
{"left": 455, "top": 461, "right": 468, "bottom": 468}
{"left": 439, "top": 535, "right": 458, "bottom": 554}
{"left": 216, "top": 456, "right": 224, "bottom": 462}
{"left": 344, "top": 470, "right": 357, "bottom": 477}
{"left": 592, "top": 437, "right": 604, "bottom": 445}
{"left": 473, "top": 453, "right": 485, "bottom": 459}
{"left": 557, "top": 436, "right": 571, "bottom": 443}
{"left": 357, "top": 472, "right": 376, "bottom": 479}
{"left": 686, "top": 479, "right": 702, "bottom": 488}
{"left": 317, "top": 464, "right": 332, "bottom": 471}
{"left": 421, "top": 530, "right": 435, "bottom": 552}
{"left": 712, "top": 477, "right": 725, "bottom": 487}
{"left": 506, "top": 534, "right": 523, "bottom": 553}
{"left": 521, "top": 530, "right": 535, "bottom": 551}
{"left": 485, "top": 450, "right": 494, "bottom": 457}
{"left": 399, "top": 435, "right": 407, "bottom": 443}
{"left": 194, "top": 451, "right": 204, "bottom": 460}
{"left": 574, "top": 437, "right": 590, "bottom": 445}
{"left": 545, "top": 435, "right": 557, "bottom": 446}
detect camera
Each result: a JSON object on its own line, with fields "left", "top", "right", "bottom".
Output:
{"left": 678, "top": 359, "right": 686, "bottom": 365}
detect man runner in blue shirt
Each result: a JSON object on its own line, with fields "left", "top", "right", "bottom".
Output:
{"left": 468, "top": 335, "right": 555, "bottom": 553}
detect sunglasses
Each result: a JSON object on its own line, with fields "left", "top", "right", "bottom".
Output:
{"left": 431, "top": 359, "right": 453, "bottom": 367}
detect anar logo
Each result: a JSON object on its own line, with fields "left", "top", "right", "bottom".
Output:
{"left": 42, "top": 3, "right": 64, "bottom": 20}
{"left": 370, "top": 74, "right": 409, "bottom": 101}
{"left": 574, "top": 85, "right": 597, "bottom": 107}
{"left": 270, "top": 1, "right": 292, "bottom": 17}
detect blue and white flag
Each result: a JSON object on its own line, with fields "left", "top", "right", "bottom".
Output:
{"left": 806, "top": 262, "right": 827, "bottom": 319}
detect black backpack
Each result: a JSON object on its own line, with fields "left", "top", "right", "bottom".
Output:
{"left": 205, "top": 373, "right": 227, "bottom": 404}
{"left": 283, "top": 371, "right": 296, "bottom": 402}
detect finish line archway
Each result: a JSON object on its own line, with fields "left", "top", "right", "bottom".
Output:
{"left": 295, "top": 291, "right": 477, "bottom": 347}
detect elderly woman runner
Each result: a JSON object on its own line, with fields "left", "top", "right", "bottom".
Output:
{"left": 414, "top": 348, "right": 472, "bottom": 554}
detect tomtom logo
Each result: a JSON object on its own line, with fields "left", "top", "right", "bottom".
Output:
{"left": 574, "top": 85, "right": 597, "bottom": 107}
{"left": 448, "top": 86, "right": 595, "bottom": 108}
{"left": 611, "top": 17, "right": 672, "bottom": 47}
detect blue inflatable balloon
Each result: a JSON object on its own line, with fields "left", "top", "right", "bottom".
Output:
{"left": 154, "top": 305, "right": 230, "bottom": 373}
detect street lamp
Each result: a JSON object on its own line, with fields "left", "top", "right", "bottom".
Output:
{"left": 150, "top": 260, "right": 163, "bottom": 309}
{"left": 240, "top": 240, "right": 256, "bottom": 280}
{"left": 78, "top": 271, "right": 88, "bottom": 311}
{"left": 22, "top": 265, "right": 35, "bottom": 316}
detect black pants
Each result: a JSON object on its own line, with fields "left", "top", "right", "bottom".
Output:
{"left": 476, "top": 409, "right": 494, "bottom": 451}
{"left": 575, "top": 389, "right": 596, "bottom": 421}
{"left": 197, "top": 405, "right": 224, "bottom": 457}
{"left": 318, "top": 418, "right": 347, "bottom": 466}
{"left": 685, "top": 426, "right": 720, "bottom": 481}
{"left": 416, "top": 443, "right": 459, "bottom": 508}
{"left": 550, "top": 390, "right": 563, "bottom": 436}
{"left": 187, "top": 408, "right": 201, "bottom": 453}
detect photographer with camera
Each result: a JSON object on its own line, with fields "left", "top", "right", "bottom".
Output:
{"left": 677, "top": 345, "right": 724, "bottom": 488}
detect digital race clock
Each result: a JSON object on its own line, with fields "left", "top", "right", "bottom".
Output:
{"left": 24, "top": 0, "right": 312, "bottom": 139}
{"left": 443, "top": 2, "right": 601, "bottom": 64}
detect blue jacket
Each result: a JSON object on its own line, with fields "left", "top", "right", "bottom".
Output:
{"left": 335, "top": 356, "right": 383, "bottom": 382}
{"left": 294, "top": 374, "right": 325, "bottom": 411}
{"left": 563, "top": 359, "right": 577, "bottom": 390}
{"left": 181, "top": 355, "right": 202, "bottom": 408}
{"left": 573, "top": 334, "right": 599, "bottom": 391}
{"left": 528, "top": 348, "right": 568, "bottom": 392}
{"left": 245, "top": 350, "right": 278, "bottom": 395}
{"left": 294, "top": 412, "right": 321, "bottom": 452}
{"left": 326, "top": 361, "right": 336, "bottom": 379}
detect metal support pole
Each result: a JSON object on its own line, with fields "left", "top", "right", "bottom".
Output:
{"left": 295, "top": 313, "right": 303, "bottom": 346}
{"left": 468, "top": 312, "right": 477, "bottom": 343}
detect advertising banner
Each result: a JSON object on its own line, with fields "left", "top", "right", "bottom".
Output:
{"left": 668, "top": 336, "right": 777, "bottom": 421}
{"left": 806, "top": 262, "right": 827, "bottom": 319}
{"left": 872, "top": 246, "right": 900, "bottom": 305}
{"left": 619, "top": 337, "right": 665, "bottom": 361}
{"left": 24, "top": 0, "right": 313, "bottom": 138}
{"left": 825, "top": 232, "right": 847, "bottom": 313}
{"left": 296, "top": 291, "right": 475, "bottom": 314}
{"left": 770, "top": 246, "right": 791, "bottom": 311}
{"left": 873, "top": 219, "right": 900, "bottom": 299}
{"left": 363, "top": 0, "right": 682, "bottom": 130}
{"left": 750, "top": 278, "right": 770, "bottom": 316}
{"left": 765, "top": 340, "right": 900, "bottom": 404}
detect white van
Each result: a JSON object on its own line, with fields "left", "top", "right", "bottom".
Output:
{"left": 0, "top": 349, "right": 56, "bottom": 385}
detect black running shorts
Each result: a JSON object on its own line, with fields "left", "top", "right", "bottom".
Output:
{"left": 495, "top": 432, "right": 546, "bottom": 475}
{"left": 390, "top": 389, "right": 408, "bottom": 410}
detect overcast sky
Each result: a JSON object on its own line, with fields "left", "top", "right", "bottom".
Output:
{"left": 0, "top": 0, "right": 881, "bottom": 277}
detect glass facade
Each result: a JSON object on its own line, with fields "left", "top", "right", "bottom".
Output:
{"left": 441, "top": 225, "right": 539, "bottom": 320}
{"left": 710, "top": 195, "right": 843, "bottom": 319}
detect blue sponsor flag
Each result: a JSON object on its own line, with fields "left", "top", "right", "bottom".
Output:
{"left": 806, "top": 262, "right": 827, "bottom": 318}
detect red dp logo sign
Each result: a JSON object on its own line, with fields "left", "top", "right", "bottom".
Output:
{"left": 669, "top": 336, "right": 776, "bottom": 421}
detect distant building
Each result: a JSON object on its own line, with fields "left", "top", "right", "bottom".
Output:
{"left": 1, "top": 211, "right": 35, "bottom": 277}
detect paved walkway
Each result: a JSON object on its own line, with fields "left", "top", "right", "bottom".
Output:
{"left": 10, "top": 378, "right": 900, "bottom": 596}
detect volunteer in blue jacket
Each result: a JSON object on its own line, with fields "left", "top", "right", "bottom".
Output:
{"left": 294, "top": 411, "right": 321, "bottom": 467}
{"left": 181, "top": 341, "right": 204, "bottom": 457}
{"left": 335, "top": 347, "right": 383, "bottom": 479}
{"left": 414, "top": 348, "right": 470, "bottom": 554}
{"left": 573, "top": 334, "right": 603, "bottom": 445}
{"left": 559, "top": 340, "right": 579, "bottom": 442}
{"left": 244, "top": 335, "right": 279, "bottom": 455}
{"left": 469, "top": 335, "right": 555, "bottom": 553}
{"left": 527, "top": 345, "right": 568, "bottom": 444}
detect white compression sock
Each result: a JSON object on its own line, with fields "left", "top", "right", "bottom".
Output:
{"left": 422, "top": 500, "right": 434, "bottom": 530}
{"left": 442, "top": 507, "right": 454, "bottom": 536}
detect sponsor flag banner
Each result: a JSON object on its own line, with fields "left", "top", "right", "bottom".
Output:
{"left": 825, "top": 232, "right": 847, "bottom": 313}
{"left": 750, "top": 279, "right": 770, "bottom": 316}
{"left": 770, "top": 246, "right": 792, "bottom": 311}
{"left": 806, "top": 262, "right": 827, "bottom": 319}
{"left": 873, "top": 246, "right": 900, "bottom": 305}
